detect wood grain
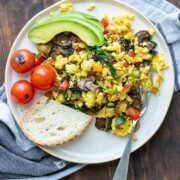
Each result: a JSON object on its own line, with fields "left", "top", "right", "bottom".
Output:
{"left": 0, "top": 0, "right": 179, "bottom": 180}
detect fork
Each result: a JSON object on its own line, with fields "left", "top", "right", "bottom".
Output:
{"left": 113, "top": 88, "right": 148, "bottom": 180}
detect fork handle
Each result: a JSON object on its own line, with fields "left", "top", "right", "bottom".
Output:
{"left": 113, "top": 132, "right": 133, "bottom": 180}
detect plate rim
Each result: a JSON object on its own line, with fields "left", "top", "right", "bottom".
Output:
{"left": 5, "top": 0, "right": 175, "bottom": 164}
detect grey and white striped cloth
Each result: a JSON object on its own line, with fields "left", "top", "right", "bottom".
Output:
{"left": 0, "top": 0, "right": 179, "bottom": 179}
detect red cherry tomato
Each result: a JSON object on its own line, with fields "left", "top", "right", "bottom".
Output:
{"left": 123, "top": 62, "right": 130, "bottom": 68}
{"left": 10, "top": 49, "right": 35, "bottom": 73}
{"left": 112, "top": 36, "right": 118, "bottom": 42}
{"left": 35, "top": 56, "right": 43, "bottom": 66}
{"left": 30, "top": 65, "right": 55, "bottom": 90}
{"left": 134, "top": 62, "right": 141, "bottom": 67}
{"left": 11, "top": 80, "right": 35, "bottom": 104}
{"left": 128, "top": 50, "right": 136, "bottom": 57}
{"left": 112, "top": 60, "right": 118, "bottom": 64}
{"left": 127, "top": 107, "right": 141, "bottom": 120}
{"left": 104, "top": 28, "right": 116, "bottom": 35}
{"left": 59, "top": 80, "right": 69, "bottom": 91}
{"left": 101, "top": 18, "right": 109, "bottom": 28}
{"left": 122, "top": 84, "right": 132, "bottom": 92}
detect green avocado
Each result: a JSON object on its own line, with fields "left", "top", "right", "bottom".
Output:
{"left": 28, "top": 12, "right": 104, "bottom": 46}
{"left": 42, "top": 11, "right": 104, "bottom": 32}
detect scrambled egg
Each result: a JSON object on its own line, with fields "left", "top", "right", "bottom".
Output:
{"left": 59, "top": 3, "right": 73, "bottom": 12}
{"left": 49, "top": 12, "right": 168, "bottom": 137}
{"left": 112, "top": 118, "right": 132, "bottom": 136}
{"left": 87, "top": 3, "right": 95, "bottom": 11}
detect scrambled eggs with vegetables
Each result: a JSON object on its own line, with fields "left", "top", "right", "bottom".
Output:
{"left": 36, "top": 12, "right": 168, "bottom": 137}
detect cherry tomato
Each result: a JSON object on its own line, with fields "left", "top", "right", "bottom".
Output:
{"left": 134, "top": 62, "right": 141, "bottom": 67}
{"left": 10, "top": 49, "right": 35, "bottom": 73}
{"left": 101, "top": 18, "right": 109, "bottom": 28}
{"left": 59, "top": 80, "right": 69, "bottom": 91}
{"left": 123, "top": 62, "right": 130, "bottom": 68}
{"left": 127, "top": 107, "right": 141, "bottom": 120}
{"left": 112, "top": 36, "right": 118, "bottom": 42}
{"left": 104, "top": 28, "right": 116, "bottom": 35}
{"left": 30, "top": 65, "right": 55, "bottom": 90}
{"left": 122, "top": 84, "right": 132, "bottom": 92}
{"left": 112, "top": 60, "right": 118, "bottom": 64}
{"left": 11, "top": 80, "right": 35, "bottom": 104}
{"left": 128, "top": 50, "right": 136, "bottom": 57}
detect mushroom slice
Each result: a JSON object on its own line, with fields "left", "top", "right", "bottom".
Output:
{"left": 77, "top": 76, "right": 99, "bottom": 91}
{"left": 135, "top": 30, "right": 151, "bottom": 44}
{"left": 84, "top": 81, "right": 99, "bottom": 91}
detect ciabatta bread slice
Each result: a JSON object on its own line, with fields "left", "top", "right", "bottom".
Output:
{"left": 20, "top": 96, "right": 93, "bottom": 146}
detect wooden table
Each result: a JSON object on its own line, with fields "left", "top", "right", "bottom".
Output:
{"left": 0, "top": 1, "right": 179, "bottom": 180}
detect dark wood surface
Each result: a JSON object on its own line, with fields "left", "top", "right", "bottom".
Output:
{"left": 0, "top": 1, "right": 179, "bottom": 180}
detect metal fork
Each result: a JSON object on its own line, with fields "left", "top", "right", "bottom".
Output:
{"left": 113, "top": 88, "right": 149, "bottom": 180}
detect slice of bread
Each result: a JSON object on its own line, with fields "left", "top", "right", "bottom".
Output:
{"left": 20, "top": 96, "right": 93, "bottom": 146}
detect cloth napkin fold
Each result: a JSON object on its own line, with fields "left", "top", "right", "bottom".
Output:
{"left": 0, "top": 0, "right": 180, "bottom": 179}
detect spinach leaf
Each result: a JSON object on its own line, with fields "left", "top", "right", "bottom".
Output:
{"left": 95, "top": 47, "right": 118, "bottom": 80}
{"left": 119, "top": 37, "right": 131, "bottom": 47}
{"left": 149, "top": 50, "right": 158, "bottom": 55}
{"left": 125, "top": 44, "right": 134, "bottom": 54}
{"left": 72, "top": 90, "right": 82, "bottom": 97}
{"left": 97, "top": 81, "right": 118, "bottom": 94}
{"left": 63, "top": 91, "right": 68, "bottom": 101}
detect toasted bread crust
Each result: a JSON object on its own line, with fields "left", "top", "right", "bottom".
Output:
{"left": 19, "top": 96, "right": 93, "bottom": 146}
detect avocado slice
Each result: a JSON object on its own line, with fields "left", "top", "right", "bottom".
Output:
{"left": 28, "top": 13, "right": 104, "bottom": 46}
{"left": 41, "top": 11, "right": 104, "bottom": 32}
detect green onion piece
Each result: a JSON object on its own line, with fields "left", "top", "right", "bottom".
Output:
{"left": 105, "top": 118, "right": 113, "bottom": 132}
{"left": 116, "top": 116, "right": 126, "bottom": 125}
{"left": 115, "top": 68, "right": 140, "bottom": 79}
{"left": 97, "top": 81, "right": 118, "bottom": 94}
{"left": 130, "top": 69, "right": 140, "bottom": 78}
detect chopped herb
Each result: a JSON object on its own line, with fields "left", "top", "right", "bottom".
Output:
{"left": 95, "top": 47, "right": 118, "bottom": 80}
{"left": 97, "top": 81, "right": 118, "bottom": 94}
{"left": 116, "top": 116, "right": 126, "bottom": 125}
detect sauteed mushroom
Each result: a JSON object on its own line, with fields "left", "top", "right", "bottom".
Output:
{"left": 135, "top": 30, "right": 156, "bottom": 51}
{"left": 78, "top": 76, "right": 99, "bottom": 91}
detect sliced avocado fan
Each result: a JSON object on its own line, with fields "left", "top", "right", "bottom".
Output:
{"left": 28, "top": 11, "right": 104, "bottom": 46}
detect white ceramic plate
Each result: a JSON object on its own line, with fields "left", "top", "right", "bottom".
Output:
{"left": 5, "top": 0, "right": 174, "bottom": 164}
